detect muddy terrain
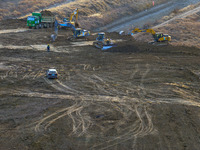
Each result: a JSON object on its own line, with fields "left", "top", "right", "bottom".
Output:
{"left": 0, "top": 19, "right": 200, "bottom": 150}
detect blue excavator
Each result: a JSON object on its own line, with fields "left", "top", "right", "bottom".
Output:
{"left": 59, "top": 8, "right": 79, "bottom": 29}
{"left": 54, "top": 8, "right": 90, "bottom": 41}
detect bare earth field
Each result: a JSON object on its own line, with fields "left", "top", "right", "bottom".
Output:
{"left": 0, "top": 20, "right": 200, "bottom": 150}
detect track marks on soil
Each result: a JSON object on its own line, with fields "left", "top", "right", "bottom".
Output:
{"left": 35, "top": 99, "right": 93, "bottom": 136}
{"left": 90, "top": 104, "right": 155, "bottom": 150}
{"left": 36, "top": 63, "right": 162, "bottom": 149}
{"left": 44, "top": 77, "right": 82, "bottom": 94}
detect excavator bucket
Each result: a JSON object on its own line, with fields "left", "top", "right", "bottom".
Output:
{"left": 75, "top": 22, "right": 79, "bottom": 28}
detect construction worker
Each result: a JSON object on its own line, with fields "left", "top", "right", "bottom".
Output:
{"left": 47, "top": 44, "right": 50, "bottom": 52}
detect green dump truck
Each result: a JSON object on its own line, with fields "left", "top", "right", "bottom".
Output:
{"left": 27, "top": 10, "right": 55, "bottom": 29}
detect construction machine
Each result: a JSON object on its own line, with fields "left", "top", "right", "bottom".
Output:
{"left": 68, "top": 28, "right": 90, "bottom": 41}
{"left": 73, "top": 28, "right": 90, "bottom": 38}
{"left": 27, "top": 10, "right": 55, "bottom": 29}
{"left": 59, "top": 8, "right": 79, "bottom": 29}
{"left": 93, "top": 33, "right": 116, "bottom": 50}
{"left": 54, "top": 8, "right": 90, "bottom": 41}
{"left": 131, "top": 28, "right": 171, "bottom": 44}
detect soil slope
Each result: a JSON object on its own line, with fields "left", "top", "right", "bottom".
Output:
{"left": 0, "top": 20, "right": 200, "bottom": 150}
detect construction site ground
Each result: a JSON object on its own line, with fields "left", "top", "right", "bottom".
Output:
{"left": 0, "top": 20, "right": 200, "bottom": 150}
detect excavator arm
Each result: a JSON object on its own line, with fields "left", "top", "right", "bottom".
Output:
{"left": 131, "top": 28, "right": 171, "bottom": 43}
{"left": 145, "top": 29, "right": 156, "bottom": 35}
{"left": 69, "top": 8, "right": 78, "bottom": 23}
{"left": 131, "top": 28, "right": 156, "bottom": 35}
{"left": 131, "top": 28, "right": 145, "bottom": 34}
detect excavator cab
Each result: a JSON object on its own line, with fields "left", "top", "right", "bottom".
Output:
{"left": 96, "top": 33, "right": 105, "bottom": 41}
{"left": 63, "top": 18, "right": 69, "bottom": 23}
{"left": 74, "top": 28, "right": 82, "bottom": 37}
{"left": 154, "top": 32, "right": 171, "bottom": 42}
{"left": 72, "top": 28, "right": 90, "bottom": 39}
{"left": 154, "top": 32, "right": 163, "bottom": 42}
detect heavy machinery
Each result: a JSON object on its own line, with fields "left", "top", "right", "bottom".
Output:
{"left": 68, "top": 28, "right": 90, "bottom": 41}
{"left": 53, "top": 9, "right": 90, "bottom": 42}
{"left": 59, "top": 8, "right": 79, "bottom": 29}
{"left": 93, "top": 33, "right": 116, "bottom": 50}
{"left": 27, "top": 10, "right": 55, "bottom": 29}
{"left": 131, "top": 28, "right": 171, "bottom": 44}
{"left": 73, "top": 28, "right": 90, "bottom": 38}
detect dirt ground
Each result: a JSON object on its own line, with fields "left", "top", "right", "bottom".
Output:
{"left": 0, "top": 20, "right": 200, "bottom": 150}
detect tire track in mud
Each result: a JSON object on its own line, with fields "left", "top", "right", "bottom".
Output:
{"left": 89, "top": 64, "right": 155, "bottom": 150}
{"left": 130, "top": 64, "right": 139, "bottom": 79}
{"left": 78, "top": 73, "right": 127, "bottom": 96}
{"left": 43, "top": 77, "right": 76, "bottom": 94}
{"left": 39, "top": 64, "right": 155, "bottom": 148}
{"left": 34, "top": 78, "right": 93, "bottom": 135}
{"left": 77, "top": 73, "right": 114, "bottom": 95}
{"left": 0, "top": 29, "right": 29, "bottom": 34}
{"left": 34, "top": 97, "right": 93, "bottom": 136}
{"left": 90, "top": 104, "right": 155, "bottom": 150}
{"left": 75, "top": 101, "right": 93, "bottom": 136}
{"left": 56, "top": 79, "right": 83, "bottom": 94}
{"left": 0, "top": 64, "right": 44, "bottom": 80}
{"left": 173, "top": 87, "right": 200, "bottom": 107}
{"left": 35, "top": 102, "right": 79, "bottom": 132}
{"left": 139, "top": 64, "right": 151, "bottom": 99}
{"left": 79, "top": 63, "right": 154, "bottom": 149}
{"left": 106, "top": 64, "right": 152, "bottom": 149}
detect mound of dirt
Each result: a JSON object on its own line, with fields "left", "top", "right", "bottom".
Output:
{"left": 41, "top": 10, "right": 54, "bottom": 16}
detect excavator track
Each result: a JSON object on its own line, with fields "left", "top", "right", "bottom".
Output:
{"left": 93, "top": 41, "right": 103, "bottom": 49}
{"left": 148, "top": 41, "right": 169, "bottom": 46}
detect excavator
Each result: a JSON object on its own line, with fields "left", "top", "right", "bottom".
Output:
{"left": 131, "top": 28, "right": 171, "bottom": 44}
{"left": 73, "top": 28, "right": 90, "bottom": 38}
{"left": 93, "top": 33, "right": 116, "bottom": 50}
{"left": 59, "top": 8, "right": 79, "bottom": 28}
{"left": 58, "top": 8, "right": 90, "bottom": 41}
{"left": 68, "top": 28, "right": 90, "bottom": 41}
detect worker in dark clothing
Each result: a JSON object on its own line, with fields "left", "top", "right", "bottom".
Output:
{"left": 47, "top": 44, "right": 50, "bottom": 52}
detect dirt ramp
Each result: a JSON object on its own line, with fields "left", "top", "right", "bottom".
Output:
{"left": 0, "top": 19, "right": 27, "bottom": 30}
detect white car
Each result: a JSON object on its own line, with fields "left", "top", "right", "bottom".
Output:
{"left": 46, "top": 69, "right": 58, "bottom": 79}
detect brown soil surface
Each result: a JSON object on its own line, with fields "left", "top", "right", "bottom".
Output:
{"left": 0, "top": 20, "right": 200, "bottom": 150}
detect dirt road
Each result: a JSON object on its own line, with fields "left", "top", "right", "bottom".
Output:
{"left": 0, "top": 22, "right": 200, "bottom": 149}
{"left": 96, "top": 0, "right": 200, "bottom": 32}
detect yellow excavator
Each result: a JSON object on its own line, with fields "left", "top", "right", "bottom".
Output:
{"left": 68, "top": 8, "right": 79, "bottom": 28}
{"left": 59, "top": 8, "right": 90, "bottom": 41}
{"left": 68, "top": 28, "right": 90, "bottom": 41}
{"left": 131, "top": 28, "right": 171, "bottom": 44}
{"left": 60, "top": 8, "right": 79, "bottom": 28}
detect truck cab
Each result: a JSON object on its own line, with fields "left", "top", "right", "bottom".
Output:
{"left": 27, "top": 13, "right": 41, "bottom": 29}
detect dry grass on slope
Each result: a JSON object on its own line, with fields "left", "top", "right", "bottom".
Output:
{"left": 1, "top": 0, "right": 168, "bottom": 29}
{"left": 133, "top": 14, "right": 200, "bottom": 49}
{"left": 0, "top": 0, "right": 66, "bottom": 20}
{"left": 132, "top": 2, "right": 200, "bottom": 49}
{"left": 49, "top": 0, "right": 168, "bottom": 29}
{"left": 159, "top": 13, "right": 200, "bottom": 49}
